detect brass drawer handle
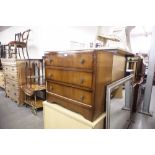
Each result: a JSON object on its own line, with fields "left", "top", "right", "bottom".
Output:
{"left": 50, "top": 86, "right": 53, "bottom": 91}
{"left": 12, "top": 76, "right": 15, "bottom": 79}
{"left": 49, "top": 74, "right": 53, "bottom": 78}
{"left": 50, "top": 59, "right": 53, "bottom": 63}
{"left": 45, "top": 60, "right": 49, "bottom": 65}
{"left": 80, "top": 59, "right": 85, "bottom": 64}
{"left": 14, "top": 93, "right": 16, "bottom": 96}
{"left": 80, "top": 78, "right": 84, "bottom": 84}
{"left": 12, "top": 84, "right": 15, "bottom": 87}
{"left": 80, "top": 96, "right": 85, "bottom": 101}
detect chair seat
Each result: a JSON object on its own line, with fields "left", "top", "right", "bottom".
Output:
{"left": 8, "top": 41, "right": 26, "bottom": 48}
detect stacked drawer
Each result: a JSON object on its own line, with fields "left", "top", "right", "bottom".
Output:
{"left": 1, "top": 59, "right": 26, "bottom": 104}
{"left": 45, "top": 49, "right": 128, "bottom": 121}
{"left": 0, "top": 70, "right": 5, "bottom": 88}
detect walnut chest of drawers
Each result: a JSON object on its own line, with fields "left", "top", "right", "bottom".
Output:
{"left": 1, "top": 59, "right": 27, "bottom": 104}
{"left": 45, "top": 49, "right": 129, "bottom": 121}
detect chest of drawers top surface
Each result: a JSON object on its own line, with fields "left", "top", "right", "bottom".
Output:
{"left": 45, "top": 49, "right": 127, "bottom": 121}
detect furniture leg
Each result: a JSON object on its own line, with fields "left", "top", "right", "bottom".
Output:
{"left": 18, "top": 48, "right": 21, "bottom": 59}
{"left": 22, "top": 48, "right": 25, "bottom": 59}
{"left": 26, "top": 47, "right": 29, "bottom": 59}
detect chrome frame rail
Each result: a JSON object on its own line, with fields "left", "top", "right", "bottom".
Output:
{"left": 106, "top": 74, "right": 134, "bottom": 129}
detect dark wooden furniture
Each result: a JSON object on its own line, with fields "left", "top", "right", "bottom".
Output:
{"left": 8, "top": 29, "right": 31, "bottom": 59}
{"left": 44, "top": 49, "right": 130, "bottom": 121}
{"left": 126, "top": 57, "right": 144, "bottom": 82}
{"left": 126, "top": 56, "right": 145, "bottom": 113}
{"left": 0, "top": 44, "right": 7, "bottom": 58}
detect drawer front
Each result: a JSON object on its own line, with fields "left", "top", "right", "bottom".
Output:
{"left": 6, "top": 87, "right": 12, "bottom": 96}
{"left": 5, "top": 72, "right": 18, "bottom": 81}
{"left": 6, "top": 79, "right": 19, "bottom": 89}
{"left": 46, "top": 68, "right": 93, "bottom": 88}
{"left": 4, "top": 66, "right": 17, "bottom": 73}
{"left": 11, "top": 91, "right": 20, "bottom": 101}
{"left": 9, "top": 66, "right": 18, "bottom": 73}
{"left": 6, "top": 85, "right": 20, "bottom": 100}
{"left": 0, "top": 72, "right": 4, "bottom": 78}
{"left": 45, "top": 52, "right": 93, "bottom": 69}
{"left": 0, "top": 76, "right": 4, "bottom": 80}
{"left": 3, "top": 66, "right": 9, "bottom": 72}
{"left": 47, "top": 82, "right": 92, "bottom": 105}
{"left": 0, "top": 83, "right": 5, "bottom": 88}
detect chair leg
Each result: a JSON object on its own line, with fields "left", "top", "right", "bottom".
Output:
{"left": 26, "top": 47, "right": 29, "bottom": 59}
{"left": 22, "top": 48, "right": 25, "bottom": 59}
{"left": 14, "top": 44, "right": 17, "bottom": 59}
{"left": 18, "top": 48, "right": 21, "bottom": 59}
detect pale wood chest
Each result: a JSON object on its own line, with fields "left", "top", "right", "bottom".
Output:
{"left": 0, "top": 70, "right": 5, "bottom": 88}
{"left": 45, "top": 49, "right": 130, "bottom": 121}
{"left": 1, "top": 59, "right": 27, "bottom": 104}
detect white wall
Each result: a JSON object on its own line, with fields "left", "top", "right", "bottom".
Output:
{"left": 130, "top": 35, "right": 152, "bottom": 53}
{"left": 130, "top": 26, "right": 152, "bottom": 54}
{"left": 0, "top": 26, "right": 98, "bottom": 59}
{"left": 0, "top": 26, "right": 152, "bottom": 58}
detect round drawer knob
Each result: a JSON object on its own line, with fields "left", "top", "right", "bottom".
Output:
{"left": 49, "top": 74, "right": 53, "bottom": 78}
{"left": 80, "top": 78, "right": 84, "bottom": 84}
{"left": 80, "top": 59, "right": 85, "bottom": 64}
{"left": 80, "top": 96, "right": 85, "bottom": 101}
{"left": 50, "top": 86, "right": 53, "bottom": 91}
{"left": 50, "top": 59, "right": 53, "bottom": 63}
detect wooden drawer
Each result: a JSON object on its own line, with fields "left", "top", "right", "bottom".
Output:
{"left": 45, "top": 52, "right": 93, "bottom": 69}
{"left": 3, "top": 66, "right": 9, "bottom": 72}
{"left": 6, "top": 85, "right": 20, "bottom": 101}
{"left": 47, "top": 82, "right": 92, "bottom": 105}
{"left": 4, "top": 66, "right": 18, "bottom": 73}
{"left": 0, "top": 83, "right": 5, "bottom": 88}
{"left": 0, "top": 72, "right": 4, "bottom": 78}
{"left": 5, "top": 72, "right": 18, "bottom": 81}
{"left": 0, "top": 76, "right": 4, "bottom": 80}
{"left": 11, "top": 91, "right": 20, "bottom": 101}
{"left": 46, "top": 68, "right": 93, "bottom": 88}
{"left": 9, "top": 66, "right": 18, "bottom": 73}
{"left": 6, "top": 87, "right": 12, "bottom": 97}
{"left": 6, "top": 79, "right": 19, "bottom": 89}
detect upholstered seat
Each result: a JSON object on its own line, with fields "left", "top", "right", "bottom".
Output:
{"left": 8, "top": 41, "right": 26, "bottom": 48}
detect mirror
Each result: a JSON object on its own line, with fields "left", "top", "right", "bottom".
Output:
{"left": 110, "top": 85, "right": 131, "bottom": 129}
